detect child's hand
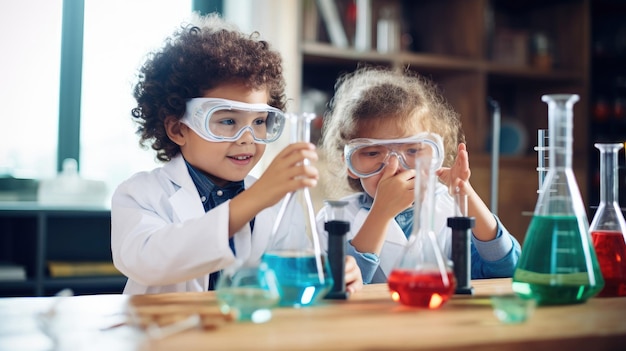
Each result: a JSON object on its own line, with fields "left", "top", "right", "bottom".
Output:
{"left": 345, "top": 255, "right": 363, "bottom": 294}
{"left": 435, "top": 143, "right": 471, "bottom": 195}
{"left": 229, "top": 142, "right": 318, "bottom": 235}
{"left": 253, "top": 142, "right": 319, "bottom": 207}
{"left": 371, "top": 157, "right": 415, "bottom": 217}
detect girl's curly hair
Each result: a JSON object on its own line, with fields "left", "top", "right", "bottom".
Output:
{"left": 131, "top": 13, "right": 286, "bottom": 162}
{"left": 321, "top": 66, "right": 465, "bottom": 194}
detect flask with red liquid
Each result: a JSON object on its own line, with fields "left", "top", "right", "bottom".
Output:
{"left": 387, "top": 133, "right": 455, "bottom": 309}
{"left": 589, "top": 143, "right": 626, "bottom": 297}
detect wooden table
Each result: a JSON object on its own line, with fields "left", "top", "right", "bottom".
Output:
{"left": 1, "top": 278, "right": 625, "bottom": 350}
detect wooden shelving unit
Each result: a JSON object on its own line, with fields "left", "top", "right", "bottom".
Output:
{"left": 300, "top": 0, "right": 590, "bottom": 242}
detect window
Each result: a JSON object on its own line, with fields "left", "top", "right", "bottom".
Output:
{"left": 1, "top": 1, "right": 279, "bottom": 206}
{"left": 80, "top": 0, "right": 192, "bottom": 203}
{"left": 0, "top": 0, "right": 194, "bottom": 204}
{"left": 0, "top": 0, "right": 63, "bottom": 180}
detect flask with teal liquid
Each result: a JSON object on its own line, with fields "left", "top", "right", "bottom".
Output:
{"left": 262, "top": 112, "right": 333, "bottom": 307}
{"left": 512, "top": 94, "right": 604, "bottom": 305}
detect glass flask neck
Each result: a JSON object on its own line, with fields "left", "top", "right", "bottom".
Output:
{"left": 265, "top": 112, "right": 332, "bottom": 307}
{"left": 596, "top": 143, "right": 623, "bottom": 205}
{"left": 289, "top": 112, "right": 316, "bottom": 167}
{"left": 543, "top": 94, "right": 579, "bottom": 170}
{"left": 289, "top": 112, "right": 315, "bottom": 143}
{"left": 412, "top": 157, "right": 437, "bottom": 237}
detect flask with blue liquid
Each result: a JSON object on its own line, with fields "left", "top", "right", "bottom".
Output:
{"left": 262, "top": 112, "right": 333, "bottom": 307}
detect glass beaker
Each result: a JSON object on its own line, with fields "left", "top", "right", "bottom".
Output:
{"left": 262, "top": 112, "right": 333, "bottom": 307}
{"left": 387, "top": 133, "right": 456, "bottom": 309}
{"left": 215, "top": 261, "right": 280, "bottom": 323}
{"left": 589, "top": 143, "right": 626, "bottom": 297}
{"left": 512, "top": 94, "right": 604, "bottom": 305}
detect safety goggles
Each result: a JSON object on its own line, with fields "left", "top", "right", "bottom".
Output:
{"left": 181, "top": 98, "right": 286, "bottom": 143}
{"left": 344, "top": 133, "right": 444, "bottom": 178}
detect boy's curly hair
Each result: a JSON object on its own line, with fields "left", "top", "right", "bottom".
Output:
{"left": 321, "top": 66, "right": 465, "bottom": 194}
{"left": 131, "top": 13, "right": 286, "bottom": 162}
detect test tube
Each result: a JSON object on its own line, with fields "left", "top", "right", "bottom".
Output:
{"left": 323, "top": 200, "right": 350, "bottom": 300}
{"left": 448, "top": 189, "right": 475, "bottom": 295}
{"left": 454, "top": 187, "right": 468, "bottom": 217}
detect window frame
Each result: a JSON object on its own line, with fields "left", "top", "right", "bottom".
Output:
{"left": 56, "top": 0, "right": 222, "bottom": 172}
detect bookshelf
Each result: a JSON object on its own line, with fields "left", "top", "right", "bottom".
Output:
{"left": 0, "top": 203, "right": 126, "bottom": 297}
{"left": 300, "top": 0, "right": 591, "bottom": 243}
{"left": 588, "top": 0, "right": 626, "bottom": 212}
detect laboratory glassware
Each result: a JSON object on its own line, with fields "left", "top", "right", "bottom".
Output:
{"left": 215, "top": 261, "right": 280, "bottom": 323}
{"left": 512, "top": 94, "right": 604, "bottom": 305}
{"left": 323, "top": 200, "right": 350, "bottom": 300}
{"left": 589, "top": 143, "right": 626, "bottom": 297}
{"left": 534, "top": 129, "right": 549, "bottom": 193}
{"left": 387, "top": 133, "right": 456, "bottom": 309}
{"left": 262, "top": 112, "right": 333, "bottom": 307}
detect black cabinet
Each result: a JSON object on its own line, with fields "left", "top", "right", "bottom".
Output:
{"left": 0, "top": 204, "right": 126, "bottom": 297}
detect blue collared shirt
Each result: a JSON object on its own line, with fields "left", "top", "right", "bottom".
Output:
{"left": 347, "top": 192, "right": 516, "bottom": 284}
{"left": 185, "top": 160, "right": 252, "bottom": 289}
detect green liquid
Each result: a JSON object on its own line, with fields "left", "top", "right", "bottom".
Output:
{"left": 513, "top": 215, "right": 604, "bottom": 305}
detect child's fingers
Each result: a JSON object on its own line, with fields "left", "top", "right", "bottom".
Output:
{"left": 458, "top": 143, "right": 467, "bottom": 153}
{"left": 379, "top": 156, "right": 399, "bottom": 180}
{"left": 344, "top": 256, "right": 363, "bottom": 294}
{"left": 283, "top": 143, "right": 318, "bottom": 166}
{"left": 266, "top": 142, "right": 317, "bottom": 173}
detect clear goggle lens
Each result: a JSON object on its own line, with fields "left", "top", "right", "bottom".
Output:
{"left": 181, "top": 98, "right": 286, "bottom": 143}
{"left": 344, "top": 132, "right": 444, "bottom": 178}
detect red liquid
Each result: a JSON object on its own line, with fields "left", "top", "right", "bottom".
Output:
{"left": 387, "top": 269, "right": 456, "bottom": 309}
{"left": 591, "top": 230, "right": 626, "bottom": 297}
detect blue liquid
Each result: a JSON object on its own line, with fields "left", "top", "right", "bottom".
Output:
{"left": 262, "top": 251, "right": 333, "bottom": 307}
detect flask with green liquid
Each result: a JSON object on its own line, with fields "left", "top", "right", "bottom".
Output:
{"left": 512, "top": 94, "right": 604, "bottom": 305}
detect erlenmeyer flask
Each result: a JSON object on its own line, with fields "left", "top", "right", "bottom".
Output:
{"left": 589, "top": 143, "right": 626, "bottom": 297}
{"left": 215, "top": 260, "right": 280, "bottom": 323}
{"left": 388, "top": 133, "right": 456, "bottom": 309}
{"left": 261, "top": 112, "right": 333, "bottom": 307}
{"left": 513, "top": 94, "right": 604, "bottom": 305}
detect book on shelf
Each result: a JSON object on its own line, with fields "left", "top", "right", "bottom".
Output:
{"left": 48, "top": 261, "right": 122, "bottom": 277}
{"left": 0, "top": 262, "right": 27, "bottom": 281}
{"left": 354, "top": 0, "right": 372, "bottom": 51}
{"left": 302, "top": 0, "right": 320, "bottom": 42}
{"left": 316, "top": 0, "right": 349, "bottom": 48}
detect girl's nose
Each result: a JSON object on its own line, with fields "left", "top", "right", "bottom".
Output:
{"left": 236, "top": 127, "right": 256, "bottom": 144}
{"left": 384, "top": 153, "right": 401, "bottom": 174}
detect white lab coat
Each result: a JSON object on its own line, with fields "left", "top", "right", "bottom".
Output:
{"left": 316, "top": 185, "right": 455, "bottom": 282}
{"left": 111, "top": 155, "right": 280, "bottom": 295}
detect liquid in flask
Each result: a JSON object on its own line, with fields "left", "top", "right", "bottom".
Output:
{"left": 262, "top": 112, "right": 333, "bottom": 307}
{"left": 387, "top": 133, "right": 456, "bottom": 309}
{"left": 512, "top": 94, "right": 604, "bottom": 305}
{"left": 215, "top": 261, "right": 280, "bottom": 323}
{"left": 589, "top": 143, "right": 626, "bottom": 297}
